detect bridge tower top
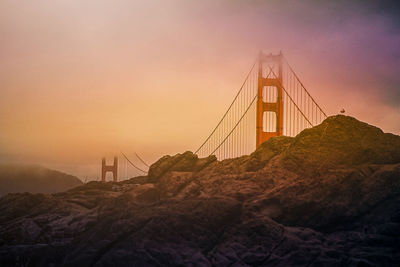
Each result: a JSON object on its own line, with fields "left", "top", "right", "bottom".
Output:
{"left": 256, "top": 51, "right": 284, "bottom": 148}
{"left": 101, "top": 156, "right": 118, "bottom": 182}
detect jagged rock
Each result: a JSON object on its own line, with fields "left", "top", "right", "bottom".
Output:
{"left": 0, "top": 193, "right": 49, "bottom": 223}
{"left": 157, "top": 171, "right": 193, "bottom": 197}
{"left": 193, "top": 155, "right": 217, "bottom": 171}
{"left": 148, "top": 151, "right": 216, "bottom": 183}
{"left": 148, "top": 151, "right": 197, "bottom": 183}
{"left": 121, "top": 175, "right": 148, "bottom": 185}
{"left": 0, "top": 115, "right": 400, "bottom": 266}
{"left": 124, "top": 184, "right": 160, "bottom": 203}
{"left": 281, "top": 115, "right": 400, "bottom": 173}
{"left": 246, "top": 136, "right": 293, "bottom": 171}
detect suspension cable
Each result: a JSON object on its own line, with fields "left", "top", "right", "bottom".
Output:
{"left": 267, "top": 66, "right": 314, "bottom": 127}
{"left": 283, "top": 57, "right": 327, "bottom": 118}
{"left": 135, "top": 152, "right": 150, "bottom": 167}
{"left": 121, "top": 152, "right": 148, "bottom": 174}
{"left": 210, "top": 95, "right": 257, "bottom": 156}
{"left": 195, "top": 60, "right": 257, "bottom": 154}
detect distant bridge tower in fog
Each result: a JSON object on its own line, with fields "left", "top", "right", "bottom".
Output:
{"left": 195, "top": 51, "right": 327, "bottom": 160}
{"left": 102, "top": 157, "right": 118, "bottom": 182}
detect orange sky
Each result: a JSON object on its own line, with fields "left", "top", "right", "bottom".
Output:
{"left": 1, "top": 1, "right": 399, "bottom": 180}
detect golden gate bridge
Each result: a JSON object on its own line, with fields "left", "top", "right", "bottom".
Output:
{"left": 116, "top": 51, "right": 327, "bottom": 179}
{"left": 195, "top": 51, "right": 327, "bottom": 160}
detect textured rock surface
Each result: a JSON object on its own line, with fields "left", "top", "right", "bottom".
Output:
{"left": 0, "top": 115, "right": 399, "bottom": 266}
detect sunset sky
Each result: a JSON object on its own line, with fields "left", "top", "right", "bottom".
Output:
{"left": 1, "top": 0, "right": 399, "bottom": 180}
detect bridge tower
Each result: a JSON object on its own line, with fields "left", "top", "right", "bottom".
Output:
{"left": 101, "top": 156, "right": 118, "bottom": 182}
{"left": 256, "top": 51, "right": 284, "bottom": 148}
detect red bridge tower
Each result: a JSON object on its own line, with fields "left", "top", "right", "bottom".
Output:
{"left": 256, "top": 52, "right": 284, "bottom": 148}
{"left": 101, "top": 157, "right": 118, "bottom": 182}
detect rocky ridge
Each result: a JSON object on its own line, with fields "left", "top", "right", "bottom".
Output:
{"left": 0, "top": 115, "right": 399, "bottom": 266}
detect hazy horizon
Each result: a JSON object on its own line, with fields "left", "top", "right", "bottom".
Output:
{"left": 1, "top": 0, "right": 400, "bottom": 180}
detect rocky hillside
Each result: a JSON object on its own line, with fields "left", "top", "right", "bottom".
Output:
{"left": 0, "top": 115, "right": 399, "bottom": 266}
{"left": 0, "top": 164, "right": 83, "bottom": 197}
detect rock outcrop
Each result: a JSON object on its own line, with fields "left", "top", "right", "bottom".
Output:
{"left": 0, "top": 115, "right": 399, "bottom": 266}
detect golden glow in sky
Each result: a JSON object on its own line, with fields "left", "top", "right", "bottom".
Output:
{"left": 1, "top": 0, "right": 399, "bottom": 179}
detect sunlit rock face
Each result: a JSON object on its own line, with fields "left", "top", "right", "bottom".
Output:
{"left": 280, "top": 115, "right": 400, "bottom": 173}
{"left": 148, "top": 151, "right": 216, "bottom": 183}
{"left": 0, "top": 116, "right": 399, "bottom": 266}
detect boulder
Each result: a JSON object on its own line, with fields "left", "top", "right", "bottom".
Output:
{"left": 148, "top": 151, "right": 216, "bottom": 183}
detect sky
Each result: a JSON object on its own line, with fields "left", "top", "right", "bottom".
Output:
{"left": 1, "top": 0, "right": 399, "bottom": 180}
